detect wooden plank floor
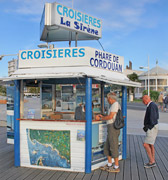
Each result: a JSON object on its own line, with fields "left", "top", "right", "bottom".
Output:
{"left": 0, "top": 126, "right": 168, "bottom": 180}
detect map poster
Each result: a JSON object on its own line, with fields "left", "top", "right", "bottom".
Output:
{"left": 26, "top": 129, "right": 71, "bottom": 168}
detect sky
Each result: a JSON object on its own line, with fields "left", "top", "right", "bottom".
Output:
{"left": 0, "top": 0, "right": 168, "bottom": 77}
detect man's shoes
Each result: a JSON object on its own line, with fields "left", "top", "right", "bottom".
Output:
{"left": 144, "top": 162, "right": 156, "bottom": 168}
{"left": 106, "top": 166, "right": 120, "bottom": 173}
{"left": 100, "top": 164, "right": 112, "bottom": 171}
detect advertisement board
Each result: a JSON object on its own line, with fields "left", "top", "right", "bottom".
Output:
{"left": 53, "top": 3, "right": 102, "bottom": 38}
{"left": 18, "top": 47, "right": 124, "bottom": 73}
{"left": 40, "top": 2, "right": 102, "bottom": 41}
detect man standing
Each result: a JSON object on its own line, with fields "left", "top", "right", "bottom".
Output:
{"left": 96, "top": 92, "right": 120, "bottom": 173}
{"left": 163, "top": 94, "right": 168, "bottom": 112}
{"left": 158, "top": 92, "right": 163, "bottom": 112}
{"left": 74, "top": 103, "right": 94, "bottom": 120}
{"left": 142, "top": 95, "right": 159, "bottom": 168}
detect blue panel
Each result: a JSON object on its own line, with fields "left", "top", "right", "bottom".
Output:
{"left": 85, "top": 77, "right": 92, "bottom": 173}
{"left": 14, "top": 80, "right": 20, "bottom": 166}
{"left": 122, "top": 86, "right": 127, "bottom": 159}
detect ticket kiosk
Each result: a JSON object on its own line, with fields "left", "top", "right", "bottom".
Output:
{"left": 3, "top": 2, "right": 140, "bottom": 173}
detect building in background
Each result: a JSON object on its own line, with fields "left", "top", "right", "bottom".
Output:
{"left": 125, "top": 60, "right": 168, "bottom": 98}
{"left": 124, "top": 61, "right": 143, "bottom": 76}
{"left": 8, "top": 58, "right": 17, "bottom": 76}
{"left": 124, "top": 61, "right": 143, "bottom": 100}
{"left": 138, "top": 65, "right": 168, "bottom": 93}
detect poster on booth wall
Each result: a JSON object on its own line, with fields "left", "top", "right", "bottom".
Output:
{"left": 42, "top": 85, "right": 52, "bottom": 110}
{"left": 92, "top": 123, "right": 106, "bottom": 165}
{"left": 77, "top": 130, "right": 85, "bottom": 141}
{"left": 27, "top": 109, "right": 35, "bottom": 119}
{"left": 56, "top": 85, "right": 62, "bottom": 111}
{"left": 62, "top": 102, "right": 75, "bottom": 111}
{"left": 6, "top": 86, "right": 15, "bottom": 144}
{"left": 56, "top": 99, "right": 62, "bottom": 111}
{"left": 99, "top": 124, "right": 107, "bottom": 143}
{"left": 61, "top": 85, "right": 75, "bottom": 112}
{"left": 92, "top": 86, "right": 101, "bottom": 113}
{"left": 26, "top": 129, "right": 71, "bottom": 168}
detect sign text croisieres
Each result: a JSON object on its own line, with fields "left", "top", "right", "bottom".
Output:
{"left": 19, "top": 47, "right": 123, "bottom": 73}
{"left": 56, "top": 3, "right": 102, "bottom": 37}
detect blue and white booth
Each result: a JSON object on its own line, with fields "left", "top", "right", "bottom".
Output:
{"left": 3, "top": 2, "right": 140, "bottom": 173}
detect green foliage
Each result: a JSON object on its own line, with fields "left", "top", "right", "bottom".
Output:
{"left": 0, "top": 85, "right": 6, "bottom": 95}
{"left": 151, "top": 91, "right": 159, "bottom": 102}
{"left": 142, "top": 90, "right": 159, "bottom": 102}
{"left": 127, "top": 73, "right": 140, "bottom": 82}
{"left": 133, "top": 99, "right": 142, "bottom": 102}
{"left": 143, "top": 90, "right": 148, "bottom": 96}
{"left": 28, "top": 87, "right": 40, "bottom": 93}
{"left": 127, "top": 73, "right": 140, "bottom": 94}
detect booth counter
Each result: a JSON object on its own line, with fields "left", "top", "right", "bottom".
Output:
{"left": 18, "top": 118, "right": 115, "bottom": 172}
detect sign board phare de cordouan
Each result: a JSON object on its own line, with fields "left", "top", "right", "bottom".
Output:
{"left": 19, "top": 47, "right": 124, "bottom": 73}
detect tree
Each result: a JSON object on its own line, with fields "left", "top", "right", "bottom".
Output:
{"left": 127, "top": 73, "right": 140, "bottom": 101}
{"left": 127, "top": 73, "right": 140, "bottom": 82}
{"left": 143, "top": 90, "right": 159, "bottom": 102}
{"left": 0, "top": 85, "right": 6, "bottom": 96}
{"left": 28, "top": 87, "right": 40, "bottom": 94}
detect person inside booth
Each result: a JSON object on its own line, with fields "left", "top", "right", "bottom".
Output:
{"left": 74, "top": 103, "right": 94, "bottom": 120}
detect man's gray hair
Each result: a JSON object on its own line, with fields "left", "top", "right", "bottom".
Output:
{"left": 107, "top": 92, "right": 117, "bottom": 100}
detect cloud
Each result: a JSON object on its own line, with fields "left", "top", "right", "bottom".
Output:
{"left": 6, "top": 0, "right": 73, "bottom": 15}
{"left": 3, "top": 0, "right": 160, "bottom": 32}
{"left": 77, "top": 0, "right": 159, "bottom": 34}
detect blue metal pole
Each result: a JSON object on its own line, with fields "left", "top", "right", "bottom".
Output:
{"left": 85, "top": 77, "right": 92, "bottom": 173}
{"left": 101, "top": 82, "right": 105, "bottom": 114}
{"left": 122, "top": 86, "right": 127, "bottom": 159}
{"left": 14, "top": 80, "right": 20, "bottom": 166}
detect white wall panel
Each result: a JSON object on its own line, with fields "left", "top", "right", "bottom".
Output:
{"left": 20, "top": 120, "right": 85, "bottom": 172}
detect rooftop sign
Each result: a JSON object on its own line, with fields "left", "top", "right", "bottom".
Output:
{"left": 19, "top": 47, "right": 124, "bottom": 73}
{"left": 40, "top": 2, "right": 102, "bottom": 42}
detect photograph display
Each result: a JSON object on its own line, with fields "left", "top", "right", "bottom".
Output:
{"left": 42, "top": 85, "right": 52, "bottom": 109}
{"left": 61, "top": 85, "right": 75, "bottom": 111}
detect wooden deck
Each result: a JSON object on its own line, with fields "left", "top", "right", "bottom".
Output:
{"left": 0, "top": 126, "right": 168, "bottom": 180}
